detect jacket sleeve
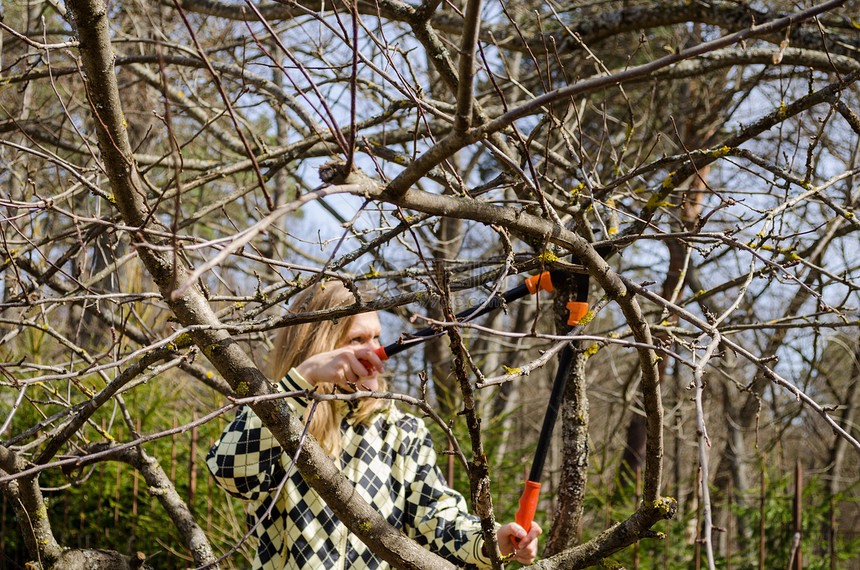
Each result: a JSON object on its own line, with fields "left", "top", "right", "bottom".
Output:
{"left": 400, "top": 417, "right": 495, "bottom": 569}
{"left": 206, "top": 370, "right": 313, "bottom": 500}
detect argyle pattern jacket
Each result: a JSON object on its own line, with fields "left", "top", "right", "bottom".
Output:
{"left": 207, "top": 370, "right": 494, "bottom": 569}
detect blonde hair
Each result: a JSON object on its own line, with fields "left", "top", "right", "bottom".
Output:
{"left": 269, "top": 282, "right": 386, "bottom": 456}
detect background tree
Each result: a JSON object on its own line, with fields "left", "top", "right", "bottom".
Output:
{"left": 1, "top": 0, "right": 859, "bottom": 568}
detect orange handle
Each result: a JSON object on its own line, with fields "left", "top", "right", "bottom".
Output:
{"left": 513, "top": 480, "right": 541, "bottom": 543}
{"left": 358, "top": 347, "right": 389, "bottom": 373}
{"left": 566, "top": 301, "right": 588, "bottom": 325}
{"left": 525, "top": 272, "right": 554, "bottom": 294}
{"left": 374, "top": 346, "right": 389, "bottom": 361}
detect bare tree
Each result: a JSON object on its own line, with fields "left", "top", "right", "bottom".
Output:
{"left": 1, "top": 0, "right": 859, "bottom": 568}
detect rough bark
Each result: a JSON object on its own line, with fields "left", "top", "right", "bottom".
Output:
{"left": 51, "top": 550, "right": 151, "bottom": 570}
{"left": 531, "top": 499, "right": 678, "bottom": 569}
{"left": 543, "top": 278, "right": 590, "bottom": 555}
{"left": 0, "top": 444, "right": 63, "bottom": 565}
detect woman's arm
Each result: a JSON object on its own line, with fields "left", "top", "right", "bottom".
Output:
{"left": 206, "top": 405, "right": 287, "bottom": 501}
{"left": 398, "top": 416, "right": 494, "bottom": 568}
{"left": 206, "top": 370, "right": 311, "bottom": 500}
{"left": 399, "top": 416, "right": 541, "bottom": 567}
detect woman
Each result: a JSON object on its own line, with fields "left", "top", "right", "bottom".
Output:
{"left": 207, "top": 282, "right": 541, "bottom": 569}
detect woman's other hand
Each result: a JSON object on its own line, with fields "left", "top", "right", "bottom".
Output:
{"left": 497, "top": 521, "right": 542, "bottom": 564}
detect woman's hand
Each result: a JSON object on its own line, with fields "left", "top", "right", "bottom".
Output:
{"left": 295, "top": 311, "right": 384, "bottom": 391}
{"left": 294, "top": 346, "right": 384, "bottom": 391}
{"left": 497, "top": 522, "right": 542, "bottom": 565}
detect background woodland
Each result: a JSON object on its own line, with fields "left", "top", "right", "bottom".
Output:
{"left": 1, "top": 0, "right": 859, "bottom": 567}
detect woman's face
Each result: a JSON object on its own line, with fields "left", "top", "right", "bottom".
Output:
{"left": 339, "top": 311, "right": 382, "bottom": 391}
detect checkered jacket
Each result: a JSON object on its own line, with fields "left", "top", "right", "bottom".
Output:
{"left": 207, "top": 370, "right": 494, "bottom": 569}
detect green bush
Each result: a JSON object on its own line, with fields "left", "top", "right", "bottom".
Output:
{"left": 1, "top": 376, "right": 252, "bottom": 569}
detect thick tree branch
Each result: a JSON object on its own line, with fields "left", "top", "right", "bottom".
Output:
{"left": 72, "top": 444, "right": 220, "bottom": 568}
{"left": 0, "top": 445, "right": 63, "bottom": 564}
{"left": 170, "top": 0, "right": 859, "bottom": 60}
{"left": 64, "top": 0, "right": 457, "bottom": 567}
{"left": 383, "top": 0, "right": 848, "bottom": 201}
{"left": 528, "top": 499, "right": 678, "bottom": 569}
{"left": 454, "top": 0, "right": 482, "bottom": 132}
{"left": 544, "top": 279, "right": 590, "bottom": 556}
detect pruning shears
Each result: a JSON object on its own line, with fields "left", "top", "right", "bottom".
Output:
{"left": 369, "top": 266, "right": 591, "bottom": 541}
{"left": 372, "top": 270, "right": 558, "bottom": 362}
{"left": 513, "top": 271, "right": 589, "bottom": 538}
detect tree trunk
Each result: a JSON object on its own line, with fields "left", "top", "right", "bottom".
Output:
{"left": 544, "top": 276, "right": 590, "bottom": 554}
{"left": 619, "top": 238, "right": 685, "bottom": 486}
